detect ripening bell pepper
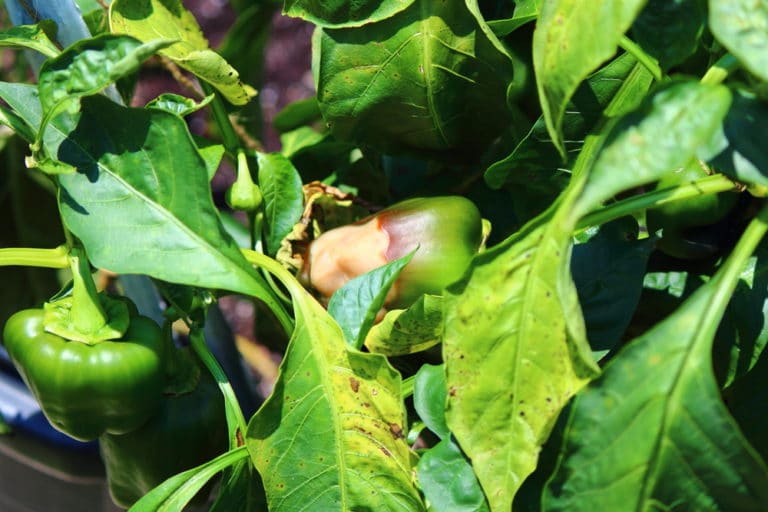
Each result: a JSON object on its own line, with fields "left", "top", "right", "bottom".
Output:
{"left": 99, "top": 364, "right": 228, "bottom": 508}
{"left": 301, "top": 196, "right": 484, "bottom": 308}
{"left": 2, "top": 299, "right": 166, "bottom": 441}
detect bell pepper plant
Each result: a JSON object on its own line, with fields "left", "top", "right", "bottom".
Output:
{"left": 2, "top": 0, "right": 768, "bottom": 511}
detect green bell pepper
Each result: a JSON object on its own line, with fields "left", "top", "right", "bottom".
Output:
{"left": 647, "top": 165, "right": 739, "bottom": 259}
{"left": 99, "top": 362, "right": 227, "bottom": 508}
{"left": 2, "top": 300, "right": 165, "bottom": 441}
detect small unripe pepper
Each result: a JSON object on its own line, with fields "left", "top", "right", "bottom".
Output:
{"left": 301, "top": 196, "right": 484, "bottom": 308}
{"left": 647, "top": 165, "right": 739, "bottom": 259}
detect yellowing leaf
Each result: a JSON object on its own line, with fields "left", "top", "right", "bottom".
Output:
{"left": 110, "top": 0, "right": 255, "bottom": 105}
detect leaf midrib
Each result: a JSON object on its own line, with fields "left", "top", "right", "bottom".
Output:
{"left": 59, "top": 107, "right": 268, "bottom": 299}
{"left": 634, "top": 294, "right": 713, "bottom": 511}
{"left": 418, "top": 0, "right": 448, "bottom": 147}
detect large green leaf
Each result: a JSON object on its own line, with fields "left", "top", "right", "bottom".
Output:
{"left": 574, "top": 81, "right": 732, "bottom": 218}
{"left": 443, "top": 202, "right": 599, "bottom": 512}
{"left": 710, "top": 0, "right": 768, "bottom": 82}
{"left": 532, "top": 0, "right": 647, "bottom": 156}
{"left": 284, "top": 0, "right": 416, "bottom": 28}
{"left": 110, "top": 0, "right": 255, "bottom": 105}
{"left": 314, "top": 0, "right": 514, "bottom": 159}
{"left": 485, "top": 52, "right": 653, "bottom": 190}
{"left": 631, "top": 0, "right": 707, "bottom": 70}
{"left": 247, "top": 278, "right": 424, "bottom": 511}
{"left": 542, "top": 225, "right": 768, "bottom": 511}
{"left": 36, "top": 95, "right": 283, "bottom": 320}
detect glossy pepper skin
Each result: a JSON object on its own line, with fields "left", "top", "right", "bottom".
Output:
{"left": 2, "top": 306, "right": 165, "bottom": 441}
{"left": 99, "top": 368, "right": 227, "bottom": 508}
{"left": 302, "top": 196, "right": 484, "bottom": 308}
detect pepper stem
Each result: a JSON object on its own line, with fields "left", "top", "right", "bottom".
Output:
{"left": 69, "top": 248, "right": 108, "bottom": 335}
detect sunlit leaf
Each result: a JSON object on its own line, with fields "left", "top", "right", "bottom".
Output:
{"left": 574, "top": 81, "right": 732, "bottom": 218}
{"left": 26, "top": 95, "right": 283, "bottom": 319}
{"left": 110, "top": 0, "right": 256, "bottom": 105}
{"left": 284, "top": 0, "right": 416, "bottom": 28}
{"left": 417, "top": 437, "right": 490, "bottom": 512}
{"left": 328, "top": 252, "right": 414, "bottom": 349}
{"left": 0, "top": 22, "right": 60, "bottom": 58}
{"left": 146, "top": 93, "right": 214, "bottom": 117}
{"left": 413, "top": 363, "right": 449, "bottom": 439}
{"left": 365, "top": 294, "right": 443, "bottom": 356}
{"left": 444, "top": 204, "right": 599, "bottom": 512}
{"left": 257, "top": 152, "right": 304, "bottom": 257}
{"left": 533, "top": 0, "right": 647, "bottom": 156}
{"left": 247, "top": 281, "right": 424, "bottom": 511}
{"left": 710, "top": 0, "right": 768, "bottom": 82}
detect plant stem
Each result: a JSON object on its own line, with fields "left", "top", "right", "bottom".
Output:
{"left": 619, "top": 36, "right": 663, "bottom": 82}
{"left": 577, "top": 174, "right": 738, "bottom": 230}
{"left": 201, "top": 82, "right": 240, "bottom": 156}
{"left": 190, "top": 328, "right": 248, "bottom": 448}
{"left": 401, "top": 375, "right": 415, "bottom": 399}
{"left": 69, "top": 248, "right": 108, "bottom": 334}
{"left": 241, "top": 249, "right": 306, "bottom": 307}
{"left": 0, "top": 245, "right": 69, "bottom": 268}
{"left": 701, "top": 53, "right": 739, "bottom": 86}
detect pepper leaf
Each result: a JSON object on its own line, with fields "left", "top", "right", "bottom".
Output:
{"left": 631, "top": 0, "right": 707, "bottom": 70}
{"left": 417, "top": 437, "right": 490, "bottom": 512}
{"left": 413, "top": 363, "right": 449, "bottom": 440}
{"left": 314, "top": 0, "right": 513, "bottom": 159}
{"left": 284, "top": 0, "right": 416, "bottom": 28}
{"left": 257, "top": 152, "right": 305, "bottom": 257}
{"left": 247, "top": 277, "right": 424, "bottom": 511}
{"left": 364, "top": 294, "right": 443, "bottom": 356}
{"left": 38, "top": 34, "right": 171, "bottom": 115}
{"left": 1, "top": 91, "right": 285, "bottom": 324}
{"left": 574, "top": 81, "right": 732, "bottom": 218}
{"left": 571, "top": 219, "right": 654, "bottom": 354}
{"left": 0, "top": 22, "right": 60, "bottom": 59}
{"left": 532, "top": 0, "right": 647, "bottom": 157}
{"left": 129, "top": 446, "right": 250, "bottom": 512}
{"left": 708, "top": 91, "right": 768, "bottom": 189}
{"left": 110, "top": 0, "right": 256, "bottom": 105}
{"left": 542, "top": 242, "right": 768, "bottom": 510}
{"left": 328, "top": 251, "right": 415, "bottom": 349}
{"left": 145, "top": 93, "right": 214, "bottom": 117}
{"left": 485, "top": 52, "right": 653, "bottom": 190}
{"left": 443, "top": 202, "right": 599, "bottom": 512}
{"left": 710, "top": 0, "right": 768, "bottom": 82}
